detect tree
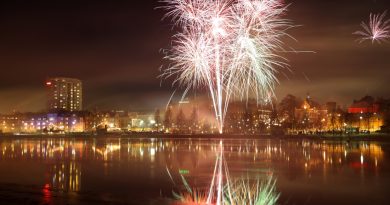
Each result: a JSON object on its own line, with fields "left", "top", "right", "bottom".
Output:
{"left": 190, "top": 107, "right": 199, "bottom": 133}
{"left": 278, "top": 94, "right": 301, "bottom": 131}
{"left": 270, "top": 102, "right": 279, "bottom": 126}
{"left": 176, "top": 109, "right": 186, "bottom": 133}
{"left": 154, "top": 109, "right": 161, "bottom": 132}
{"left": 164, "top": 106, "right": 172, "bottom": 131}
{"left": 379, "top": 98, "right": 390, "bottom": 132}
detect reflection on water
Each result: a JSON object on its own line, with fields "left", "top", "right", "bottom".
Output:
{"left": 49, "top": 162, "right": 81, "bottom": 192}
{"left": 0, "top": 137, "right": 388, "bottom": 204}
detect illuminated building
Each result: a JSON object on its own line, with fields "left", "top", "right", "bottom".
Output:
{"left": 348, "top": 100, "right": 380, "bottom": 114}
{"left": 294, "top": 94, "right": 328, "bottom": 133}
{"left": 346, "top": 96, "right": 384, "bottom": 132}
{"left": 0, "top": 114, "right": 23, "bottom": 133}
{"left": 93, "top": 110, "right": 129, "bottom": 132}
{"left": 224, "top": 100, "right": 277, "bottom": 134}
{"left": 129, "top": 112, "right": 156, "bottom": 132}
{"left": 91, "top": 110, "right": 158, "bottom": 133}
{"left": 0, "top": 112, "right": 91, "bottom": 134}
{"left": 46, "top": 77, "right": 82, "bottom": 111}
{"left": 45, "top": 112, "right": 87, "bottom": 133}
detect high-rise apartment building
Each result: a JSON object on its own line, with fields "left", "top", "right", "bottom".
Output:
{"left": 46, "top": 77, "right": 82, "bottom": 111}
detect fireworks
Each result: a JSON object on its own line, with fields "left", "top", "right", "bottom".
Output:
{"left": 224, "top": 177, "right": 279, "bottom": 205}
{"left": 168, "top": 141, "right": 279, "bottom": 205}
{"left": 160, "top": 0, "right": 293, "bottom": 133}
{"left": 354, "top": 11, "right": 390, "bottom": 44}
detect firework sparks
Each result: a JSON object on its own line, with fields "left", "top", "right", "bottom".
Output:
{"left": 160, "top": 0, "right": 293, "bottom": 133}
{"left": 354, "top": 11, "right": 390, "bottom": 44}
{"left": 168, "top": 140, "right": 279, "bottom": 205}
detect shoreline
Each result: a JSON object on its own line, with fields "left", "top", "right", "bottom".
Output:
{"left": 1, "top": 132, "right": 390, "bottom": 142}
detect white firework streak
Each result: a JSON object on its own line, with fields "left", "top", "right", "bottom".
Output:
{"left": 160, "top": 0, "right": 293, "bottom": 133}
{"left": 354, "top": 11, "right": 390, "bottom": 44}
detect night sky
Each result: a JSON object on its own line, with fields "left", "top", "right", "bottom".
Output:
{"left": 0, "top": 0, "right": 389, "bottom": 113}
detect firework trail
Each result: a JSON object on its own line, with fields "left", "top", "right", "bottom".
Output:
{"left": 354, "top": 11, "right": 390, "bottom": 44}
{"left": 160, "top": 0, "right": 293, "bottom": 133}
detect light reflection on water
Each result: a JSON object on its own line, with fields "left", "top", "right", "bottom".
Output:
{"left": 0, "top": 137, "right": 388, "bottom": 204}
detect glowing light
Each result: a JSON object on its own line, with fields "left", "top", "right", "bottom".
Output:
{"left": 160, "top": 0, "right": 293, "bottom": 133}
{"left": 354, "top": 11, "right": 390, "bottom": 44}
{"left": 323, "top": 151, "right": 326, "bottom": 161}
{"left": 140, "top": 148, "right": 144, "bottom": 156}
{"left": 150, "top": 148, "right": 156, "bottom": 156}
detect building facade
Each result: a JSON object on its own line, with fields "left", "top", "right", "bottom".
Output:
{"left": 347, "top": 96, "right": 384, "bottom": 132}
{"left": 294, "top": 95, "right": 328, "bottom": 133}
{"left": 0, "top": 111, "right": 90, "bottom": 134}
{"left": 46, "top": 77, "right": 82, "bottom": 111}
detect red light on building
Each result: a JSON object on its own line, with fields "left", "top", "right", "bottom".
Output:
{"left": 46, "top": 82, "right": 52, "bottom": 86}
{"left": 348, "top": 104, "right": 379, "bottom": 114}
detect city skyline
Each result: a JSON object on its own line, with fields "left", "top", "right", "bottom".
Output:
{"left": 0, "top": 0, "right": 389, "bottom": 113}
{"left": 0, "top": 75, "right": 386, "bottom": 114}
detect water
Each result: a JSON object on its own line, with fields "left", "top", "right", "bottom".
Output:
{"left": 0, "top": 136, "right": 389, "bottom": 205}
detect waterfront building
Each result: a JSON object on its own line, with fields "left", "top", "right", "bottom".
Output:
{"left": 0, "top": 111, "right": 90, "bottom": 134}
{"left": 91, "top": 110, "right": 157, "bottom": 133}
{"left": 130, "top": 112, "right": 156, "bottom": 132}
{"left": 224, "top": 100, "right": 277, "bottom": 134}
{"left": 46, "top": 77, "right": 82, "bottom": 111}
{"left": 294, "top": 95, "right": 328, "bottom": 133}
{"left": 346, "top": 96, "right": 384, "bottom": 132}
{"left": 0, "top": 113, "right": 25, "bottom": 133}
{"left": 92, "top": 110, "right": 128, "bottom": 132}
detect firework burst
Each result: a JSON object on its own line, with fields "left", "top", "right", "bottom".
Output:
{"left": 160, "top": 0, "right": 293, "bottom": 133}
{"left": 354, "top": 11, "right": 390, "bottom": 44}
